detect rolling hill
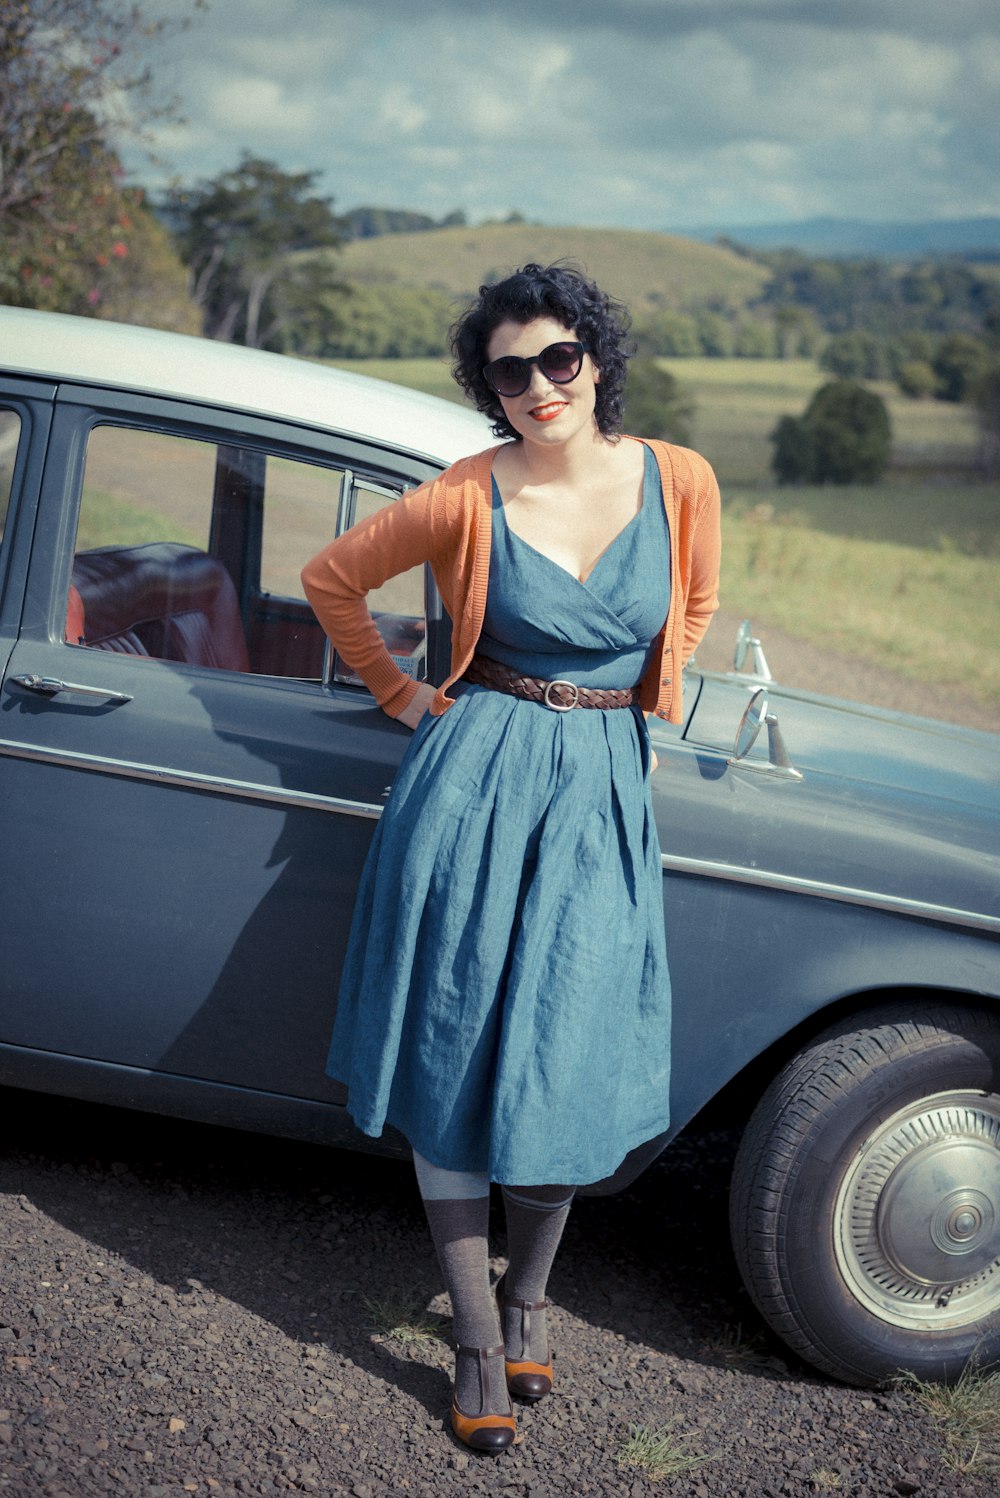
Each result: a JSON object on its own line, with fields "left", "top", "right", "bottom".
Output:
{"left": 337, "top": 223, "right": 770, "bottom": 319}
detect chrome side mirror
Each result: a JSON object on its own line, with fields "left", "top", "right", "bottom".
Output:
{"left": 734, "top": 620, "right": 772, "bottom": 681}
{"left": 729, "top": 687, "right": 803, "bottom": 781}
{"left": 733, "top": 688, "right": 768, "bottom": 758}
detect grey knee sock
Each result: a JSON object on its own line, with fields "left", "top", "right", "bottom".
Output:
{"left": 500, "top": 1184, "right": 574, "bottom": 1363}
{"left": 421, "top": 1194, "right": 497, "bottom": 1346}
{"left": 414, "top": 1158, "right": 508, "bottom": 1416}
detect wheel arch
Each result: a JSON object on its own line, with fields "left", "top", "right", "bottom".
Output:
{"left": 683, "top": 982, "right": 1000, "bottom": 1139}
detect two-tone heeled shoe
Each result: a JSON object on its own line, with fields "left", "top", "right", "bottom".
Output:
{"left": 495, "top": 1272, "right": 554, "bottom": 1400}
{"left": 450, "top": 1343, "right": 516, "bottom": 1453}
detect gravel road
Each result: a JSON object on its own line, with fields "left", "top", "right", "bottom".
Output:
{"left": 2, "top": 629, "right": 996, "bottom": 1497}
{"left": 1, "top": 1086, "right": 994, "bottom": 1498}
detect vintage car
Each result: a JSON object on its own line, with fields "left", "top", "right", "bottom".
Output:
{"left": 1, "top": 307, "right": 998, "bottom": 1388}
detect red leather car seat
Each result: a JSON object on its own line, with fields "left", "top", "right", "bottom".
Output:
{"left": 71, "top": 543, "right": 249, "bottom": 673}
{"left": 65, "top": 584, "right": 86, "bottom": 645}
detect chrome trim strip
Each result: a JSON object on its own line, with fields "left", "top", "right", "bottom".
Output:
{"left": 0, "top": 737, "right": 384, "bottom": 820}
{"left": 661, "top": 852, "right": 1000, "bottom": 934}
{"left": 2, "top": 737, "right": 995, "bottom": 933}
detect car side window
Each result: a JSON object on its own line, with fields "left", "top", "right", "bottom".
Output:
{"left": 69, "top": 422, "right": 427, "bottom": 686}
{"left": 0, "top": 408, "right": 22, "bottom": 551}
{"left": 259, "top": 462, "right": 427, "bottom": 686}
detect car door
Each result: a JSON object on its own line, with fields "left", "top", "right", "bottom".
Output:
{"left": 0, "top": 381, "right": 445, "bottom": 1129}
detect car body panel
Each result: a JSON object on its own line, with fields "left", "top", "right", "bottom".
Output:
{"left": 656, "top": 684, "right": 999, "bottom": 922}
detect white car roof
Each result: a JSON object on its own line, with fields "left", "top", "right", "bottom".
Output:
{"left": 0, "top": 307, "right": 492, "bottom": 466}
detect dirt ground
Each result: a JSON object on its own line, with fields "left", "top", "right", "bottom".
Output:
{"left": 1, "top": 1086, "right": 994, "bottom": 1498}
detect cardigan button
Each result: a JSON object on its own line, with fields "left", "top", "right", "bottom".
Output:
{"left": 655, "top": 708, "right": 668, "bottom": 719}
{"left": 661, "top": 676, "right": 672, "bottom": 686}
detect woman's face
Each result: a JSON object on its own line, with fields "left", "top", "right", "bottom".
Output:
{"left": 485, "top": 316, "right": 600, "bottom": 448}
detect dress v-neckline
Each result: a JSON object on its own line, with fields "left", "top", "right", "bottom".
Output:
{"left": 495, "top": 493, "right": 644, "bottom": 588}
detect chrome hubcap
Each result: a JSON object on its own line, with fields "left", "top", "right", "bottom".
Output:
{"left": 833, "top": 1091, "right": 1000, "bottom": 1330}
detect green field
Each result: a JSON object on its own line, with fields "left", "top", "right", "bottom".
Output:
{"left": 329, "top": 354, "right": 999, "bottom": 709}
{"left": 721, "top": 486, "right": 999, "bottom": 704}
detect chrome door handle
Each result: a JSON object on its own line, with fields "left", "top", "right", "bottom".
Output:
{"left": 10, "top": 673, "right": 133, "bottom": 704}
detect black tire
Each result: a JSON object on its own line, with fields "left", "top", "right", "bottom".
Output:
{"left": 730, "top": 1002, "right": 1000, "bottom": 1386}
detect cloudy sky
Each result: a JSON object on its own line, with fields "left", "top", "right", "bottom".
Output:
{"left": 126, "top": 0, "right": 1000, "bottom": 230}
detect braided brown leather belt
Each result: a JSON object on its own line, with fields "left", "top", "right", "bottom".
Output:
{"left": 462, "top": 653, "right": 640, "bottom": 711}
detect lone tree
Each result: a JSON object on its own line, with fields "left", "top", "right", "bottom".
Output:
{"left": 771, "top": 381, "right": 891, "bottom": 485}
{"left": 770, "top": 413, "right": 816, "bottom": 485}
{"left": 165, "top": 156, "right": 346, "bottom": 348}
{"left": 932, "top": 333, "right": 992, "bottom": 403}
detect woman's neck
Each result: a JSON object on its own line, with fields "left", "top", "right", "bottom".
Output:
{"left": 513, "top": 425, "right": 619, "bottom": 487}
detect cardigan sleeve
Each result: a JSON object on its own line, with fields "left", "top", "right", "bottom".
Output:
{"left": 301, "top": 478, "right": 441, "bottom": 718}
{"left": 681, "top": 456, "right": 722, "bottom": 665}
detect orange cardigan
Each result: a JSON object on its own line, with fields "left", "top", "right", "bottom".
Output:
{"left": 301, "top": 437, "right": 721, "bottom": 725}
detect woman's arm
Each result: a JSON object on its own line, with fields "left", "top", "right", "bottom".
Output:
{"left": 301, "top": 480, "right": 440, "bottom": 720}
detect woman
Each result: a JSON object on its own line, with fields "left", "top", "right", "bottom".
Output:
{"left": 302, "top": 263, "right": 721, "bottom": 1454}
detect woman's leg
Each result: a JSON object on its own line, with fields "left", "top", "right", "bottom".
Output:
{"left": 412, "top": 1150, "right": 511, "bottom": 1429}
{"left": 499, "top": 1184, "right": 574, "bottom": 1389}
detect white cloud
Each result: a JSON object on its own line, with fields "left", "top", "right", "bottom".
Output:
{"left": 375, "top": 89, "right": 430, "bottom": 138}
{"left": 205, "top": 76, "right": 324, "bottom": 136}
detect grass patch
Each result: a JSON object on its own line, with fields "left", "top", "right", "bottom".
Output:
{"left": 725, "top": 480, "right": 1000, "bottom": 555}
{"left": 895, "top": 1362, "right": 1000, "bottom": 1477}
{"left": 720, "top": 483, "right": 1000, "bottom": 706}
{"left": 76, "top": 488, "right": 202, "bottom": 552}
{"left": 809, "top": 1469, "right": 844, "bottom": 1489}
{"left": 615, "top": 1417, "right": 717, "bottom": 1481}
{"left": 705, "top": 1321, "right": 770, "bottom": 1369}
{"left": 363, "top": 1293, "right": 448, "bottom": 1347}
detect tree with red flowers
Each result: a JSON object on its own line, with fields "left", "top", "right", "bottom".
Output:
{"left": 0, "top": 0, "right": 202, "bottom": 326}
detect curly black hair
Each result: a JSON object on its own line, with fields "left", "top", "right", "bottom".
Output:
{"left": 449, "top": 262, "right": 633, "bottom": 440}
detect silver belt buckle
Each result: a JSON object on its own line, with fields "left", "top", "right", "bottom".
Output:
{"left": 543, "top": 679, "right": 579, "bottom": 712}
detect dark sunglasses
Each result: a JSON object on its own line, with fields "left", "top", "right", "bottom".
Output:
{"left": 482, "top": 340, "right": 587, "bottom": 399}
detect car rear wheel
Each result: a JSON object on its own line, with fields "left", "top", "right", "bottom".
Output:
{"left": 730, "top": 1003, "right": 1000, "bottom": 1385}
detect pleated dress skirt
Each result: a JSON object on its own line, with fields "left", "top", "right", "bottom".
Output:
{"left": 327, "top": 445, "right": 673, "bottom": 1185}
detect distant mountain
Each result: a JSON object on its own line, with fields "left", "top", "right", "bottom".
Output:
{"left": 673, "top": 217, "right": 1000, "bottom": 259}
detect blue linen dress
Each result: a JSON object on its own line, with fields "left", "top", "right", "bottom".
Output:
{"left": 327, "top": 443, "right": 672, "bottom": 1185}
